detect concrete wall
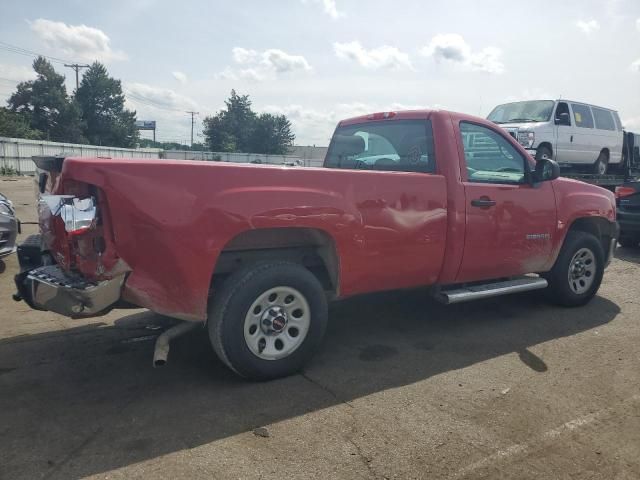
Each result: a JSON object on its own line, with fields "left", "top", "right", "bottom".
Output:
{"left": 0, "top": 137, "right": 161, "bottom": 175}
{"left": 0, "top": 137, "right": 329, "bottom": 175}
{"left": 161, "top": 150, "right": 305, "bottom": 166}
{"left": 288, "top": 145, "right": 328, "bottom": 167}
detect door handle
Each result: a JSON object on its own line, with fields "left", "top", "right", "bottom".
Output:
{"left": 471, "top": 197, "right": 496, "bottom": 208}
{"left": 570, "top": 135, "right": 573, "bottom": 142}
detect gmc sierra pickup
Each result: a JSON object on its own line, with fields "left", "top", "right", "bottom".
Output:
{"left": 14, "top": 110, "right": 618, "bottom": 380}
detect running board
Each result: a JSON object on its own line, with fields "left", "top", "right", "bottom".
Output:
{"left": 436, "top": 276, "right": 548, "bottom": 304}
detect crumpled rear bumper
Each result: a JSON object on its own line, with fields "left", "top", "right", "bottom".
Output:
{"left": 14, "top": 234, "right": 126, "bottom": 318}
{"left": 15, "top": 263, "right": 125, "bottom": 318}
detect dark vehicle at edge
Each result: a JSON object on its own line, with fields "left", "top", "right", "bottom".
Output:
{"left": 0, "top": 192, "right": 19, "bottom": 259}
{"left": 616, "top": 181, "right": 640, "bottom": 248}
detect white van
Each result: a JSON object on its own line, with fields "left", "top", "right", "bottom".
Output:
{"left": 487, "top": 100, "right": 624, "bottom": 174}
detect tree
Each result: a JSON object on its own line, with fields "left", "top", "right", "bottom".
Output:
{"left": 0, "top": 108, "right": 43, "bottom": 139}
{"left": 203, "top": 90, "right": 295, "bottom": 154}
{"left": 250, "top": 113, "right": 295, "bottom": 155}
{"left": 8, "top": 57, "right": 85, "bottom": 143}
{"left": 75, "top": 62, "right": 138, "bottom": 147}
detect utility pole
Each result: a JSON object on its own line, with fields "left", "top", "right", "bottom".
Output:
{"left": 186, "top": 111, "right": 199, "bottom": 148}
{"left": 64, "top": 63, "right": 90, "bottom": 91}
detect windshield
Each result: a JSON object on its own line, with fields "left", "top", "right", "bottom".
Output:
{"left": 487, "top": 100, "right": 555, "bottom": 124}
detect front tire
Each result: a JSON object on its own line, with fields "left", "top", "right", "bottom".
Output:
{"left": 535, "top": 146, "right": 552, "bottom": 161}
{"left": 543, "top": 230, "right": 604, "bottom": 307}
{"left": 593, "top": 152, "right": 609, "bottom": 175}
{"left": 208, "top": 262, "right": 328, "bottom": 380}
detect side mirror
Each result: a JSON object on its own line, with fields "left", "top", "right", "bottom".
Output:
{"left": 533, "top": 158, "right": 560, "bottom": 183}
{"left": 555, "top": 112, "right": 570, "bottom": 126}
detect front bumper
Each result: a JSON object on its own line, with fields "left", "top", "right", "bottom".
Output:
{"left": 0, "top": 215, "right": 19, "bottom": 258}
{"left": 14, "top": 236, "right": 125, "bottom": 318}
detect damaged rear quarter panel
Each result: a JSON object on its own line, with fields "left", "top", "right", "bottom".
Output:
{"left": 60, "top": 157, "right": 448, "bottom": 322}
{"left": 61, "top": 159, "right": 350, "bottom": 322}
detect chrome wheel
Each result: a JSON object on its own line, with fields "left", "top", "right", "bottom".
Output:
{"left": 567, "top": 248, "right": 596, "bottom": 294}
{"left": 243, "top": 286, "right": 310, "bottom": 360}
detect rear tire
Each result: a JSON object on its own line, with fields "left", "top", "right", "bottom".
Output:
{"left": 208, "top": 262, "right": 328, "bottom": 380}
{"left": 543, "top": 230, "right": 604, "bottom": 307}
{"left": 593, "top": 152, "right": 609, "bottom": 175}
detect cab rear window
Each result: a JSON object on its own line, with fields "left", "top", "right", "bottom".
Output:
{"left": 324, "top": 120, "right": 436, "bottom": 173}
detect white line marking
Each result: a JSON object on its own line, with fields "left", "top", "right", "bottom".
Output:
{"left": 452, "top": 394, "right": 640, "bottom": 479}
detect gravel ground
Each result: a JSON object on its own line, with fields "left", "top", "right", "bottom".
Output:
{"left": 0, "top": 176, "right": 639, "bottom": 480}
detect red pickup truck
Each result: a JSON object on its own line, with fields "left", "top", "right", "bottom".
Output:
{"left": 14, "top": 110, "right": 618, "bottom": 380}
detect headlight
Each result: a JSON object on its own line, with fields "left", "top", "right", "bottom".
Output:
{"left": 517, "top": 131, "right": 535, "bottom": 149}
{"left": 0, "top": 202, "right": 13, "bottom": 216}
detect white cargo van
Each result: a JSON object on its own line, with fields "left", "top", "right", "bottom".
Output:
{"left": 487, "top": 100, "right": 624, "bottom": 174}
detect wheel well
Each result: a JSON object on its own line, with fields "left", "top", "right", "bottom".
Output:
{"left": 568, "top": 217, "right": 613, "bottom": 255}
{"left": 537, "top": 142, "right": 553, "bottom": 157}
{"left": 212, "top": 227, "right": 339, "bottom": 293}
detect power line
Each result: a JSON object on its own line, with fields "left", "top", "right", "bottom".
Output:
{"left": 124, "top": 89, "right": 186, "bottom": 113}
{"left": 0, "top": 40, "right": 72, "bottom": 65}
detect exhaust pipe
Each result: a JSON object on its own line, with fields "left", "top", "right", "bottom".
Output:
{"left": 153, "top": 321, "right": 199, "bottom": 367}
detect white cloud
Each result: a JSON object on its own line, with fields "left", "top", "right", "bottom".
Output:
{"left": 29, "top": 18, "right": 126, "bottom": 63}
{"left": 631, "top": 58, "right": 640, "bottom": 72}
{"left": 125, "top": 82, "right": 197, "bottom": 111}
{"left": 302, "top": 0, "right": 344, "bottom": 19}
{"left": 333, "top": 41, "right": 413, "bottom": 70}
{"left": 213, "top": 67, "right": 238, "bottom": 81}
{"left": 421, "top": 34, "right": 504, "bottom": 74}
{"left": 623, "top": 116, "right": 640, "bottom": 130}
{"left": 216, "top": 47, "right": 311, "bottom": 82}
{"left": 172, "top": 71, "right": 188, "bottom": 84}
{"left": 576, "top": 19, "right": 600, "bottom": 34}
{"left": 505, "top": 88, "right": 554, "bottom": 103}
{"left": 261, "top": 102, "right": 434, "bottom": 145}
{"left": 239, "top": 68, "right": 267, "bottom": 82}
{"left": 636, "top": 18, "right": 640, "bottom": 31}
{"left": 262, "top": 49, "right": 311, "bottom": 73}
{"left": 468, "top": 47, "right": 504, "bottom": 74}
{"left": 0, "top": 63, "right": 38, "bottom": 104}
{"left": 123, "top": 82, "right": 205, "bottom": 143}
{"left": 232, "top": 47, "right": 259, "bottom": 64}
{"left": 0, "top": 63, "right": 37, "bottom": 82}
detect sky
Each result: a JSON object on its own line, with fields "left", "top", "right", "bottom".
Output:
{"left": 0, "top": 0, "right": 639, "bottom": 146}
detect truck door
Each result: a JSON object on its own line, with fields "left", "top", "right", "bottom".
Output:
{"left": 455, "top": 121, "right": 557, "bottom": 283}
{"left": 554, "top": 101, "right": 574, "bottom": 163}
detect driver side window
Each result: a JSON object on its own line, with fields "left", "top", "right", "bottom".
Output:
{"left": 460, "top": 122, "right": 526, "bottom": 184}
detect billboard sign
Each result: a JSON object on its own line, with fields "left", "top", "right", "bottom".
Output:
{"left": 135, "top": 120, "right": 156, "bottom": 130}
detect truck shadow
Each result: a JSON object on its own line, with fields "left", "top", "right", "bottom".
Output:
{"left": 0, "top": 290, "right": 620, "bottom": 479}
{"left": 615, "top": 246, "right": 640, "bottom": 264}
